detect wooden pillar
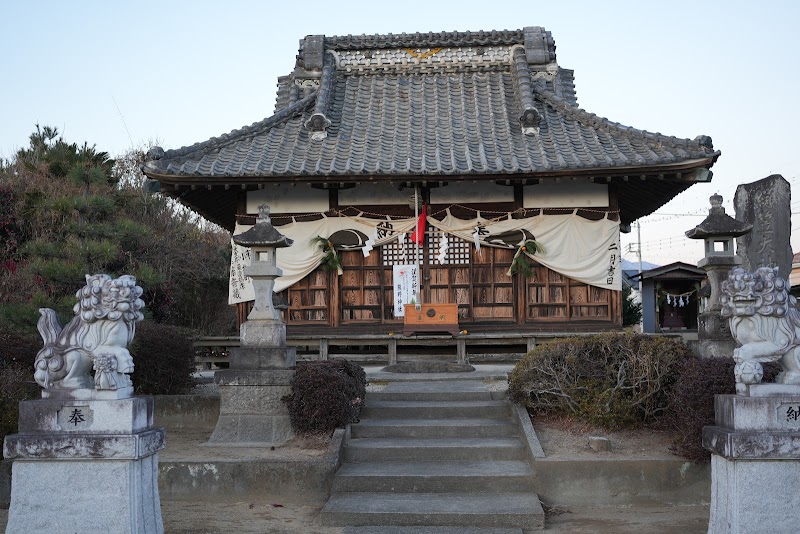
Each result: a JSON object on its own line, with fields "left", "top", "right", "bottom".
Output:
{"left": 526, "top": 337, "right": 536, "bottom": 353}
{"left": 319, "top": 338, "right": 329, "bottom": 361}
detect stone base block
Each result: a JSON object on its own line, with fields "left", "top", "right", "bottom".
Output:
{"left": 694, "top": 338, "right": 737, "bottom": 359}
{"left": 207, "top": 369, "right": 295, "bottom": 447}
{"left": 4, "top": 428, "right": 165, "bottom": 460}
{"left": 5, "top": 454, "right": 164, "bottom": 534}
{"left": 41, "top": 386, "right": 134, "bottom": 400}
{"left": 240, "top": 320, "right": 286, "bottom": 347}
{"left": 708, "top": 455, "right": 800, "bottom": 534}
{"left": 16, "top": 396, "right": 154, "bottom": 434}
{"left": 705, "top": 392, "right": 800, "bottom": 533}
{"left": 214, "top": 369, "right": 295, "bottom": 387}
{"left": 207, "top": 414, "right": 294, "bottom": 446}
{"left": 704, "top": 426, "right": 800, "bottom": 459}
{"left": 714, "top": 394, "right": 800, "bottom": 432}
{"left": 229, "top": 346, "right": 296, "bottom": 369}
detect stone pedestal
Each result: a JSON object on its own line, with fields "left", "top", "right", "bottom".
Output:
{"left": 3, "top": 395, "right": 165, "bottom": 534}
{"left": 695, "top": 255, "right": 740, "bottom": 359}
{"left": 696, "top": 312, "right": 737, "bottom": 359}
{"left": 703, "top": 391, "right": 800, "bottom": 533}
{"left": 207, "top": 369, "right": 295, "bottom": 446}
{"left": 206, "top": 320, "right": 297, "bottom": 446}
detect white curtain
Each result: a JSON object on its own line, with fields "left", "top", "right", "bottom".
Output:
{"left": 229, "top": 211, "right": 621, "bottom": 304}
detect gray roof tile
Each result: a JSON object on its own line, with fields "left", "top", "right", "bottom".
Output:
{"left": 144, "top": 28, "right": 717, "bottom": 182}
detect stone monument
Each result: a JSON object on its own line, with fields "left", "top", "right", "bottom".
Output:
{"left": 734, "top": 174, "right": 792, "bottom": 276}
{"left": 207, "top": 204, "right": 297, "bottom": 446}
{"left": 3, "top": 274, "right": 164, "bottom": 534}
{"left": 704, "top": 266, "right": 800, "bottom": 533}
{"left": 685, "top": 194, "right": 752, "bottom": 358}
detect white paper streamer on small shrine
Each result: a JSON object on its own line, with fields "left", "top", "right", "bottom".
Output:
{"left": 664, "top": 289, "right": 696, "bottom": 307}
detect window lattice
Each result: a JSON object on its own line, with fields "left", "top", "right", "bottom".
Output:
{"left": 381, "top": 231, "right": 470, "bottom": 266}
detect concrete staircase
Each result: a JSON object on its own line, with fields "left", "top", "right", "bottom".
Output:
{"left": 321, "top": 380, "right": 544, "bottom": 532}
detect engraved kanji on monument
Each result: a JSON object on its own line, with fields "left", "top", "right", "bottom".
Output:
{"left": 734, "top": 174, "right": 793, "bottom": 276}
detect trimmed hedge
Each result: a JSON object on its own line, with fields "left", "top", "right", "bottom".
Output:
{"left": 129, "top": 321, "right": 196, "bottom": 395}
{"left": 509, "top": 332, "right": 693, "bottom": 428}
{"left": 283, "top": 359, "right": 366, "bottom": 435}
{"left": 0, "top": 325, "right": 41, "bottom": 458}
{"left": 664, "top": 358, "right": 781, "bottom": 462}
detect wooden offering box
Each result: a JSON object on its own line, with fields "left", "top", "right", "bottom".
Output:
{"left": 403, "top": 303, "right": 460, "bottom": 336}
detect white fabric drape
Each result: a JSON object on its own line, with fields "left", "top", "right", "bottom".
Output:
{"left": 228, "top": 212, "right": 621, "bottom": 304}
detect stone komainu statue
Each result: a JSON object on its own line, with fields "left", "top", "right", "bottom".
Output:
{"left": 720, "top": 266, "right": 800, "bottom": 389}
{"left": 34, "top": 274, "right": 145, "bottom": 390}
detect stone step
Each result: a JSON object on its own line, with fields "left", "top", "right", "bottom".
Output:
{"left": 368, "top": 390, "right": 494, "bottom": 402}
{"left": 332, "top": 460, "right": 535, "bottom": 493}
{"left": 322, "top": 491, "right": 544, "bottom": 529}
{"left": 351, "top": 418, "right": 517, "bottom": 439}
{"left": 344, "top": 437, "right": 526, "bottom": 463}
{"left": 360, "top": 400, "right": 511, "bottom": 420}
{"left": 344, "top": 527, "right": 524, "bottom": 534}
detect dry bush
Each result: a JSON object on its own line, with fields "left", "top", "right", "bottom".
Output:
{"left": 509, "top": 332, "right": 692, "bottom": 428}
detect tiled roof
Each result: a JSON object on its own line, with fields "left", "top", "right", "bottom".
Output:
{"left": 147, "top": 67, "right": 715, "bottom": 177}
{"left": 143, "top": 26, "right": 719, "bottom": 229}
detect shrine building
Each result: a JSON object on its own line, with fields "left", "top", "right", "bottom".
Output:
{"left": 143, "top": 27, "right": 719, "bottom": 344}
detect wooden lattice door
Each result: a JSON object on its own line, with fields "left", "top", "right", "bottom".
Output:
{"left": 523, "top": 266, "right": 613, "bottom": 322}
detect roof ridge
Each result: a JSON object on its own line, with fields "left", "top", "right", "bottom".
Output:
{"left": 531, "top": 84, "right": 716, "bottom": 152}
{"left": 153, "top": 92, "right": 318, "bottom": 162}
{"left": 322, "top": 29, "right": 528, "bottom": 50}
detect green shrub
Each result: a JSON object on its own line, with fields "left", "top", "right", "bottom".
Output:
{"left": 509, "top": 332, "right": 692, "bottom": 428}
{"left": 283, "top": 359, "right": 366, "bottom": 435}
{"left": 129, "top": 321, "right": 196, "bottom": 395}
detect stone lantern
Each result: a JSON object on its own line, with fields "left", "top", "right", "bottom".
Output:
{"left": 685, "top": 194, "right": 752, "bottom": 358}
{"left": 208, "top": 204, "right": 297, "bottom": 446}
{"left": 234, "top": 204, "right": 293, "bottom": 350}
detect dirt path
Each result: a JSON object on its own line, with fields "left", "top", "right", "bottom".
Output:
{"left": 533, "top": 414, "right": 682, "bottom": 460}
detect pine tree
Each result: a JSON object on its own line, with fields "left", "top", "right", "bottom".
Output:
{"left": 622, "top": 285, "right": 643, "bottom": 326}
{"left": 2, "top": 127, "right": 157, "bottom": 328}
{"left": 0, "top": 126, "right": 233, "bottom": 334}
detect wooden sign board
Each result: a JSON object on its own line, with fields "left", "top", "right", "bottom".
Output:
{"left": 402, "top": 303, "right": 460, "bottom": 336}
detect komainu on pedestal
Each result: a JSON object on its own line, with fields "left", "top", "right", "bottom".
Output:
{"left": 705, "top": 266, "right": 800, "bottom": 534}
{"left": 720, "top": 266, "right": 800, "bottom": 393}
{"left": 33, "top": 274, "right": 144, "bottom": 392}
{"left": 3, "top": 274, "right": 165, "bottom": 534}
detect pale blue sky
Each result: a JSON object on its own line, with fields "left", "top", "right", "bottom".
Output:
{"left": 2, "top": 1, "right": 799, "bottom": 265}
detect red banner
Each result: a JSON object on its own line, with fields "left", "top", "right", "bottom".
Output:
{"left": 409, "top": 203, "right": 427, "bottom": 245}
